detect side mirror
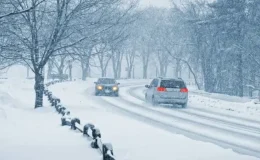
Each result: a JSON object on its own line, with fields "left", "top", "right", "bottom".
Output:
{"left": 94, "top": 82, "right": 97, "bottom": 84}
{"left": 145, "top": 85, "right": 150, "bottom": 88}
{"left": 117, "top": 83, "right": 120, "bottom": 85}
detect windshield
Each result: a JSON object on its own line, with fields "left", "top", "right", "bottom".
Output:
{"left": 160, "top": 80, "right": 186, "bottom": 88}
{"left": 97, "top": 78, "right": 116, "bottom": 84}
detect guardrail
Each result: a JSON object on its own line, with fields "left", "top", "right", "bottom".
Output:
{"left": 44, "top": 80, "right": 116, "bottom": 160}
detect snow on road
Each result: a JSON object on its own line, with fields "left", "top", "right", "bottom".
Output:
{"left": 0, "top": 79, "right": 100, "bottom": 160}
{"left": 49, "top": 79, "right": 260, "bottom": 160}
{"left": 104, "top": 85, "right": 260, "bottom": 156}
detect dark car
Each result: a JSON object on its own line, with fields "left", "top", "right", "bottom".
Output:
{"left": 94, "top": 78, "right": 120, "bottom": 96}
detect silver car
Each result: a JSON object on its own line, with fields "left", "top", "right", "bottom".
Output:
{"left": 145, "top": 77, "right": 188, "bottom": 108}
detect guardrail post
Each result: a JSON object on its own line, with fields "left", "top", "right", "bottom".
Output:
{"left": 91, "top": 128, "right": 101, "bottom": 149}
{"left": 61, "top": 111, "right": 71, "bottom": 126}
{"left": 102, "top": 143, "right": 115, "bottom": 160}
{"left": 71, "top": 118, "right": 80, "bottom": 130}
{"left": 83, "top": 123, "right": 95, "bottom": 136}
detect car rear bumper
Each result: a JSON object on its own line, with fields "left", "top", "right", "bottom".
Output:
{"left": 155, "top": 97, "right": 187, "bottom": 104}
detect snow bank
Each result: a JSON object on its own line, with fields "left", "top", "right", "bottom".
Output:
{"left": 189, "top": 94, "right": 260, "bottom": 117}
{"left": 187, "top": 84, "right": 260, "bottom": 115}
{"left": 189, "top": 89, "right": 252, "bottom": 102}
{"left": 0, "top": 79, "right": 100, "bottom": 160}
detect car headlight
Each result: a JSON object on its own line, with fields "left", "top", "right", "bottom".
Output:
{"left": 112, "top": 86, "right": 118, "bottom": 91}
{"left": 97, "top": 85, "right": 103, "bottom": 90}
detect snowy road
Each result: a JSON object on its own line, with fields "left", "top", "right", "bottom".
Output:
{"left": 108, "top": 85, "right": 260, "bottom": 157}
{"left": 49, "top": 80, "right": 260, "bottom": 160}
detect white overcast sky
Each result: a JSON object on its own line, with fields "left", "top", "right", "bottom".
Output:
{"left": 138, "top": 0, "right": 180, "bottom": 8}
{"left": 138, "top": 0, "right": 213, "bottom": 8}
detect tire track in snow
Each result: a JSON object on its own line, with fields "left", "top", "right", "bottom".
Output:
{"left": 96, "top": 85, "right": 260, "bottom": 158}
{"left": 97, "top": 95, "right": 260, "bottom": 158}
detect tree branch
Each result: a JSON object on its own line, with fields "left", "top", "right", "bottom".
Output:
{"left": 0, "top": 7, "right": 33, "bottom": 20}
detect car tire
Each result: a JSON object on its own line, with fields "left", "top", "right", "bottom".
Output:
{"left": 114, "top": 92, "right": 119, "bottom": 97}
{"left": 95, "top": 92, "right": 99, "bottom": 96}
{"left": 182, "top": 103, "right": 187, "bottom": 108}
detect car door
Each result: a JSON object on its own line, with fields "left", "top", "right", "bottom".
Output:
{"left": 151, "top": 79, "right": 159, "bottom": 98}
{"left": 147, "top": 79, "right": 158, "bottom": 101}
{"left": 146, "top": 79, "right": 155, "bottom": 100}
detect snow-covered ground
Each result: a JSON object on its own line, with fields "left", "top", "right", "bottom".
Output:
{"left": 47, "top": 78, "right": 260, "bottom": 160}
{"left": 1, "top": 78, "right": 260, "bottom": 160}
{"left": 0, "top": 79, "right": 100, "bottom": 160}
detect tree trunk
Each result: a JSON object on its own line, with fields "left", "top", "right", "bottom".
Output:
{"left": 47, "top": 61, "right": 53, "bottom": 80}
{"left": 101, "top": 68, "right": 107, "bottom": 77}
{"left": 249, "top": 67, "right": 256, "bottom": 97}
{"left": 58, "top": 67, "right": 63, "bottom": 75}
{"left": 143, "top": 65, "right": 148, "bottom": 79}
{"left": 114, "top": 71, "right": 118, "bottom": 79}
{"left": 126, "top": 52, "right": 135, "bottom": 79}
{"left": 112, "top": 51, "right": 122, "bottom": 79}
{"left": 183, "top": 60, "right": 201, "bottom": 90}
{"left": 69, "top": 65, "right": 72, "bottom": 81}
{"left": 179, "top": 64, "right": 182, "bottom": 78}
{"left": 127, "top": 65, "right": 133, "bottom": 79}
{"left": 132, "top": 66, "right": 135, "bottom": 79}
{"left": 175, "top": 59, "right": 180, "bottom": 77}
{"left": 80, "top": 56, "right": 90, "bottom": 81}
{"left": 238, "top": 53, "right": 243, "bottom": 97}
{"left": 160, "top": 63, "right": 164, "bottom": 77}
{"left": 82, "top": 68, "right": 88, "bottom": 81}
{"left": 118, "top": 64, "right": 121, "bottom": 79}
{"left": 116, "top": 56, "right": 123, "bottom": 79}
{"left": 34, "top": 71, "right": 44, "bottom": 109}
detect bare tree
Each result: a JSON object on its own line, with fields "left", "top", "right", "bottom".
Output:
{"left": 111, "top": 48, "right": 124, "bottom": 79}
{"left": 125, "top": 45, "right": 137, "bottom": 79}
{"left": 53, "top": 54, "right": 67, "bottom": 77}
{"left": 71, "top": 43, "right": 97, "bottom": 80}
{"left": 96, "top": 41, "right": 111, "bottom": 77}
{"left": 5, "top": 0, "right": 122, "bottom": 108}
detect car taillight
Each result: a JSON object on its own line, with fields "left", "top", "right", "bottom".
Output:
{"left": 180, "top": 88, "right": 188, "bottom": 93}
{"left": 157, "top": 87, "right": 166, "bottom": 92}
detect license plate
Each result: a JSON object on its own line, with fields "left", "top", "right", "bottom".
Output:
{"left": 105, "top": 90, "right": 110, "bottom": 93}
{"left": 167, "top": 88, "right": 179, "bottom": 92}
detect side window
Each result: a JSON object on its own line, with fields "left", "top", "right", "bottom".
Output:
{"left": 150, "top": 79, "right": 158, "bottom": 87}
{"left": 153, "top": 79, "right": 159, "bottom": 87}
{"left": 150, "top": 79, "right": 155, "bottom": 86}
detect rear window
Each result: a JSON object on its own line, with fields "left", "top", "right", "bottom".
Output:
{"left": 160, "top": 80, "right": 186, "bottom": 88}
{"left": 98, "top": 78, "right": 116, "bottom": 84}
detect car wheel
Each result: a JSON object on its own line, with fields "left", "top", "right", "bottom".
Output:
{"left": 114, "top": 92, "right": 119, "bottom": 97}
{"left": 95, "top": 92, "right": 99, "bottom": 96}
{"left": 182, "top": 103, "right": 187, "bottom": 108}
